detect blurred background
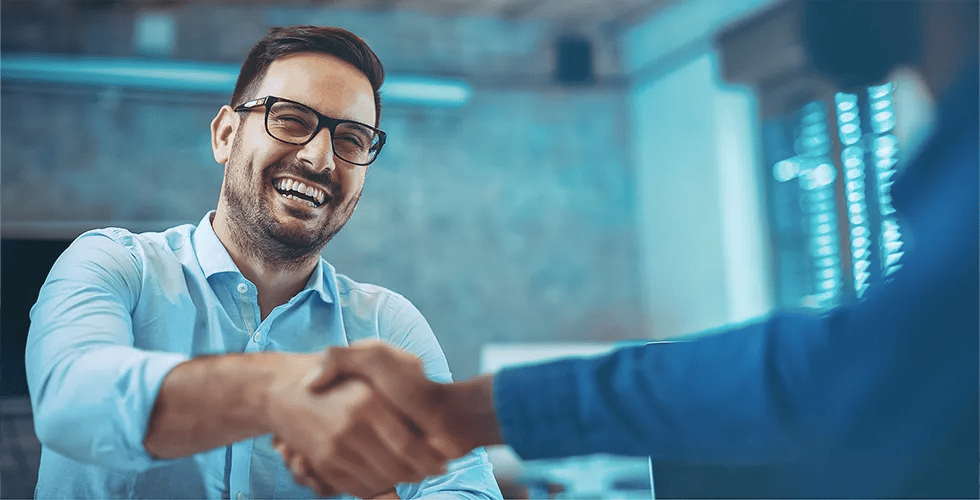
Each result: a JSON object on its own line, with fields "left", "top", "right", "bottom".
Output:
{"left": 1, "top": 0, "right": 935, "bottom": 497}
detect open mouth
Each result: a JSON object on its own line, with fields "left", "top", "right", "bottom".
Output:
{"left": 273, "top": 177, "right": 327, "bottom": 207}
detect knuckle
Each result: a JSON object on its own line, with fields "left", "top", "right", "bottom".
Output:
{"left": 312, "top": 442, "right": 337, "bottom": 467}
{"left": 365, "top": 343, "right": 386, "bottom": 363}
{"left": 408, "top": 354, "right": 423, "bottom": 368}
{"left": 426, "top": 381, "right": 449, "bottom": 410}
{"left": 347, "top": 381, "right": 375, "bottom": 408}
{"left": 396, "top": 434, "right": 418, "bottom": 457}
{"left": 323, "top": 345, "right": 344, "bottom": 361}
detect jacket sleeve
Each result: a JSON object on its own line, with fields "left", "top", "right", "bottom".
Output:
{"left": 494, "top": 202, "right": 978, "bottom": 468}
{"left": 25, "top": 231, "right": 188, "bottom": 470}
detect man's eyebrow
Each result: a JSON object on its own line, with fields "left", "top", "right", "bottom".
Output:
{"left": 279, "top": 101, "right": 312, "bottom": 112}
{"left": 344, "top": 121, "right": 374, "bottom": 131}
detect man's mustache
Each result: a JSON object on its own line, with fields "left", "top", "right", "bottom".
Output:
{"left": 267, "top": 160, "right": 335, "bottom": 190}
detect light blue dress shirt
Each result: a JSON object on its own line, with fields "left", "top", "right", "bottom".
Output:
{"left": 25, "top": 212, "right": 502, "bottom": 500}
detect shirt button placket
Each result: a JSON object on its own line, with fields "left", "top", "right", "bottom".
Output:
{"left": 236, "top": 281, "right": 259, "bottom": 336}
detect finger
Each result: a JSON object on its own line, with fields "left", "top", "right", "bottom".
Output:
{"left": 308, "top": 344, "right": 445, "bottom": 451}
{"left": 314, "top": 459, "right": 380, "bottom": 500}
{"left": 297, "top": 380, "right": 410, "bottom": 498}
{"left": 341, "top": 343, "right": 458, "bottom": 453}
{"left": 327, "top": 342, "right": 430, "bottom": 418}
{"left": 310, "top": 406, "right": 422, "bottom": 495}
{"left": 287, "top": 457, "right": 314, "bottom": 492}
{"left": 275, "top": 438, "right": 334, "bottom": 497}
{"left": 305, "top": 346, "right": 353, "bottom": 392}
{"left": 349, "top": 376, "right": 449, "bottom": 481}
{"left": 368, "top": 488, "right": 401, "bottom": 499}
{"left": 372, "top": 407, "right": 449, "bottom": 479}
{"left": 343, "top": 404, "right": 445, "bottom": 485}
{"left": 272, "top": 437, "right": 289, "bottom": 458}
{"left": 307, "top": 341, "right": 394, "bottom": 393}
{"left": 312, "top": 380, "right": 438, "bottom": 494}
{"left": 289, "top": 456, "right": 334, "bottom": 498}
{"left": 331, "top": 439, "right": 404, "bottom": 497}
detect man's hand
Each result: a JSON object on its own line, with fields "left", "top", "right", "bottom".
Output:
{"left": 314, "top": 341, "right": 503, "bottom": 456}
{"left": 265, "top": 359, "right": 449, "bottom": 498}
{"left": 272, "top": 341, "right": 504, "bottom": 497}
{"left": 274, "top": 438, "right": 401, "bottom": 498}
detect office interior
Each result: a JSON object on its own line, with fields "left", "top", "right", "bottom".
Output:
{"left": 0, "top": 0, "right": 938, "bottom": 497}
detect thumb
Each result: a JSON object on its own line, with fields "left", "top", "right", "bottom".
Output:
{"left": 304, "top": 347, "right": 352, "bottom": 392}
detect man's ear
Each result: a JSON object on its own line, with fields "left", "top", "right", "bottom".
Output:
{"left": 211, "top": 105, "right": 239, "bottom": 165}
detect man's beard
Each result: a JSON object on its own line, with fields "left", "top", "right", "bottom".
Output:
{"left": 222, "top": 146, "right": 361, "bottom": 269}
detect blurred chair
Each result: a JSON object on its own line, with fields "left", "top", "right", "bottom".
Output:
{"left": 1, "top": 396, "right": 41, "bottom": 499}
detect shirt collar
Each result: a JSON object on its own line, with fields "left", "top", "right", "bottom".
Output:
{"left": 305, "top": 258, "right": 337, "bottom": 304}
{"left": 192, "top": 211, "right": 240, "bottom": 278}
{"left": 191, "top": 211, "right": 336, "bottom": 304}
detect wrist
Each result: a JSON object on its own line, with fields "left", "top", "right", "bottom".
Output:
{"left": 256, "top": 351, "right": 295, "bottom": 433}
{"left": 440, "top": 374, "right": 503, "bottom": 451}
{"left": 259, "top": 352, "right": 325, "bottom": 434}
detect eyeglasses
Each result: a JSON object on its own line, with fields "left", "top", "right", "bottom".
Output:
{"left": 234, "top": 95, "right": 386, "bottom": 166}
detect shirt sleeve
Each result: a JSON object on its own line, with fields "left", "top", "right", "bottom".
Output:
{"left": 379, "top": 294, "right": 504, "bottom": 500}
{"left": 25, "top": 231, "right": 188, "bottom": 471}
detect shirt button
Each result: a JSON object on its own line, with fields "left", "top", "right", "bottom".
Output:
{"left": 237, "top": 283, "right": 248, "bottom": 294}
{"left": 236, "top": 492, "right": 245, "bottom": 500}
{"left": 252, "top": 331, "right": 262, "bottom": 343}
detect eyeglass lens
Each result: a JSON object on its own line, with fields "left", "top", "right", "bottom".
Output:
{"left": 267, "top": 101, "right": 379, "bottom": 164}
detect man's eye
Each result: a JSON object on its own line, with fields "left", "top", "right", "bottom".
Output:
{"left": 276, "top": 114, "right": 312, "bottom": 127}
{"left": 336, "top": 134, "right": 366, "bottom": 148}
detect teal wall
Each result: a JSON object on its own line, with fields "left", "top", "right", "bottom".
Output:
{"left": 1, "top": 2, "right": 644, "bottom": 380}
{"left": 622, "top": 0, "right": 777, "bottom": 337}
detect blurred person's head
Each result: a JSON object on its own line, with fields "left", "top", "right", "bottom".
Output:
{"left": 210, "top": 26, "right": 385, "bottom": 268}
{"left": 802, "top": 0, "right": 978, "bottom": 95}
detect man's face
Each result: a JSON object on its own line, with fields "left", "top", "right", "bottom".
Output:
{"left": 219, "top": 52, "right": 377, "bottom": 263}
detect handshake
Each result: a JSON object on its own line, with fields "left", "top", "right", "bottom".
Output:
{"left": 265, "top": 340, "right": 502, "bottom": 498}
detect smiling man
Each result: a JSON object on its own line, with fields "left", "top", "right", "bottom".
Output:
{"left": 25, "top": 26, "right": 502, "bottom": 500}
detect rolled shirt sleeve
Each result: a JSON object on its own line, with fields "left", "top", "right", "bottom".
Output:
{"left": 25, "top": 231, "right": 188, "bottom": 470}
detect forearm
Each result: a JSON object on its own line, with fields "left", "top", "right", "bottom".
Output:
{"left": 144, "top": 351, "right": 305, "bottom": 458}
{"left": 28, "top": 343, "right": 188, "bottom": 469}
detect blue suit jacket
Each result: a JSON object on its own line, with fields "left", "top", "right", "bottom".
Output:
{"left": 494, "top": 64, "right": 979, "bottom": 498}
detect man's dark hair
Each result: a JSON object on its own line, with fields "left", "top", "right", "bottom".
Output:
{"left": 230, "top": 25, "right": 385, "bottom": 125}
{"left": 802, "top": 0, "right": 920, "bottom": 90}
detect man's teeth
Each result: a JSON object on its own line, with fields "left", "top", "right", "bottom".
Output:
{"left": 273, "top": 178, "right": 326, "bottom": 206}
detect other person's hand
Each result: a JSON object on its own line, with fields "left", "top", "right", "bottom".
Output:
{"left": 265, "top": 353, "right": 448, "bottom": 498}
{"left": 306, "top": 341, "right": 486, "bottom": 459}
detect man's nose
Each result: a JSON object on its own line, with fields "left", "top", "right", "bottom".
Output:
{"left": 296, "top": 128, "right": 336, "bottom": 172}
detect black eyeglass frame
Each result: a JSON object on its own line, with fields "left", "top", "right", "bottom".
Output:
{"left": 234, "top": 95, "right": 386, "bottom": 166}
